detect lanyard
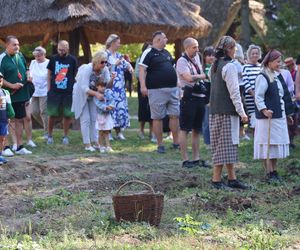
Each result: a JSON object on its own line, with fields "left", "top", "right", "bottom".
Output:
{"left": 6, "top": 52, "right": 23, "bottom": 81}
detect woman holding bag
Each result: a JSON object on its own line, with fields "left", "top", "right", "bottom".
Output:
{"left": 254, "top": 49, "right": 294, "bottom": 182}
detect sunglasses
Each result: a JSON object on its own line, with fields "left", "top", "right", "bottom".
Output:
{"left": 100, "top": 61, "right": 107, "bottom": 64}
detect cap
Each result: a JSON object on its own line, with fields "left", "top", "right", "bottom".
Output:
{"left": 32, "top": 46, "right": 46, "bottom": 56}
{"left": 284, "top": 57, "right": 294, "bottom": 66}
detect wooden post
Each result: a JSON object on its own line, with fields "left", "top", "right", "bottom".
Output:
{"left": 41, "top": 33, "right": 52, "bottom": 47}
{"left": 174, "top": 39, "right": 182, "bottom": 61}
{"left": 69, "top": 28, "right": 80, "bottom": 58}
{"left": 79, "top": 27, "right": 92, "bottom": 63}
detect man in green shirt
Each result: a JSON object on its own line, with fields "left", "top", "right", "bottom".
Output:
{"left": 0, "top": 35, "right": 32, "bottom": 155}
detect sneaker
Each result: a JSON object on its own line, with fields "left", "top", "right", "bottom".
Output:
{"left": 85, "top": 146, "right": 96, "bottom": 152}
{"left": 0, "top": 156, "right": 8, "bottom": 164}
{"left": 2, "top": 147, "right": 14, "bottom": 157}
{"left": 227, "top": 179, "right": 248, "bottom": 189}
{"left": 92, "top": 144, "right": 100, "bottom": 150}
{"left": 99, "top": 146, "right": 106, "bottom": 153}
{"left": 138, "top": 132, "right": 145, "bottom": 139}
{"left": 15, "top": 146, "right": 32, "bottom": 155}
{"left": 241, "top": 134, "right": 251, "bottom": 141}
{"left": 12, "top": 144, "right": 17, "bottom": 151}
{"left": 62, "top": 136, "right": 69, "bottom": 145}
{"left": 27, "top": 140, "right": 37, "bottom": 147}
{"left": 192, "top": 160, "right": 211, "bottom": 168}
{"left": 150, "top": 136, "right": 157, "bottom": 143}
{"left": 117, "top": 132, "right": 126, "bottom": 140}
{"left": 211, "top": 181, "right": 230, "bottom": 190}
{"left": 157, "top": 145, "right": 165, "bottom": 154}
{"left": 47, "top": 136, "right": 54, "bottom": 145}
{"left": 170, "top": 143, "right": 180, "bottom": 149}
{"left": 267, "top": 171, "right": 282, "bottom": 183}
{"left": 106, "top": 146, "right": 114, "bottom": 152}
{"left": 109, "top": 133, "right": 114, "bottom": 141}
{"left": 182, "top": 160, "right": 194, "bottom": 168}
{"left": 43, "top": 133, "right": 49, "bottom": 140}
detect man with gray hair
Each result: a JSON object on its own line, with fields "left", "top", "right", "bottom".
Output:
{"left": 139, "top": 31, "right": 179, "bottom": 153}
{"left": 46, "top": 40, "right": 78, "bottom": 145}
{"left": 176, "top": 37, "right": 210, "bottom": 168}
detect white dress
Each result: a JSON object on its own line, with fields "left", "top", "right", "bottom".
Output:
{"left": 254, "top": 74, "right": 290, "bottom": 159}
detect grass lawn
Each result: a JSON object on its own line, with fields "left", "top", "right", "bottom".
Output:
{"left": 0, "top": 94, "right": 299, "bottom": 249}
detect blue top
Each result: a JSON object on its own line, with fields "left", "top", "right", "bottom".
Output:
{"left": 94, "top": 89, "right": 115, "bottom": 114}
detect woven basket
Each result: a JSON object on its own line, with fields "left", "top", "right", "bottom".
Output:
{"left": 112, "top": 180, "right": 164, "bottom": 226}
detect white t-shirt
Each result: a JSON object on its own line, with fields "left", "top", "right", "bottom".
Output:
{"left": 29, "top": 59, "right": 49, "bottom": 97}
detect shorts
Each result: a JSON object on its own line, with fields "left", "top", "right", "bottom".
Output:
{"left": 47, "top": 91, "right": 74, "bottom": 117}
{"left": 12, "top": 101, "right": 26, "bottom": 119}
{"left": 148, "top": 87, "right": 180, "bottom": 120}
{"left": 0, "top": 122, "right": 8, "bottom": 136}
{"left": 180, "top": 97, "right": 205, "bottom": 131}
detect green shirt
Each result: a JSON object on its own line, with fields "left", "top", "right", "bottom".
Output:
{"left": 0, "top": 52, "right": 30, "bottom": 102}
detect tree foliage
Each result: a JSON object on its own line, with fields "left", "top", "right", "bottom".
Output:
{"left": 264, "top": 3, "right": 300, "bottom": 57}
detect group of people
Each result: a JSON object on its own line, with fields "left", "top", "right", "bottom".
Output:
{"left": 0, "top": 32, "right": 299, "bottom": 190}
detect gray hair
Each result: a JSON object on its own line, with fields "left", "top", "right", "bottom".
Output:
{"left": 183, "top": 37, "right": 198, "bottom": 50}
{"left": 92, "top": 51, "right": 107, "bottom": 65}
{"left": 246, "top": 44, "right": 262, "bottom": 61}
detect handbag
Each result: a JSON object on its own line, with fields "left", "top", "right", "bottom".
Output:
{"left": 26, "top": 81, "right": 35, "bottom": 98}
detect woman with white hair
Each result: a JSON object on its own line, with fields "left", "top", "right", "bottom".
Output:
{"left": 72, "top": 51, "right": 113, "bottom": 151}
{"left": 29, "top": 46, "right": 49, "bottom": 141}
{"left": 105, "top": 34, "right": 133, "bottom": 140}
{"left": 242, "top": 44, "right": 262, "bottom": 129}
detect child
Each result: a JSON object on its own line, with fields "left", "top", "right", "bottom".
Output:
{"left": 0, "top": 72, "right": 14, "bottom": 164}
{"left": 94, "top": 77, "right": 115, "bottom": 153}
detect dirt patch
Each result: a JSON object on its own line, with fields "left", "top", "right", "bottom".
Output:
{"left": 0, "top": 154, "right": 201, "bottom": 234}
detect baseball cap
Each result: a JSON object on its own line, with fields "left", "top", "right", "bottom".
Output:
{"left": 284, "top": 57, "right": 294, "bottom": 66}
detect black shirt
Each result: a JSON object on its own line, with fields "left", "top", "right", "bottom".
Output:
{"left": 47, "top": 54, "right": 78, "bottom": 93}
{"left": 296, "top": 55, "right": 300, "bottom": 65}
{"left": 139, "top": 48, "right": 177, "bottom": 89}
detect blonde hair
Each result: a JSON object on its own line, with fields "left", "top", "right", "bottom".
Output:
{"left": 105, "top": 34, "right": 119, "bottom": 49}
{"left": 92, "top": 51, "right": 107, "bottom": 65}
{"left": 246, "top": 44, "right": 261, "bottom": 61}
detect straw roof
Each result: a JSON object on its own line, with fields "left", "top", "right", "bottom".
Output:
{"left": 194, "top": 0, "right": 266, "bottom": 48}
{"left": 0, "top": 0, "right": 211, "bottom": 44}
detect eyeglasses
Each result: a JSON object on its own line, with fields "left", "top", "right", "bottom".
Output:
{"left": 100, "top": 61, "right": 107, "bottom": 64}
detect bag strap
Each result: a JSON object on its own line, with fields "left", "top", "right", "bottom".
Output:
{"left": 182, "top": 53, "right": 201, "bottom": 74}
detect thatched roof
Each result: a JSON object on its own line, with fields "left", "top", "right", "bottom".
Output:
{"left": 0, "top": 0, "right": 212, "bottom": 44}
{"left": 193, "top": 0, "right": 266, "bottom": 48}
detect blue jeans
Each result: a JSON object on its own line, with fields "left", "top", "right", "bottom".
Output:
{"left": 202, "top": 105, "right": 210, "bottom": 145}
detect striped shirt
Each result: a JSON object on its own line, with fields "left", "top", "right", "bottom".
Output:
{"left": 242, "top": 63, "right": 261, "bottom": 114}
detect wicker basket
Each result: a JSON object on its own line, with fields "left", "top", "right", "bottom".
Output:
{"left": 112, "top": 180, "right": 164, "bottom": 226}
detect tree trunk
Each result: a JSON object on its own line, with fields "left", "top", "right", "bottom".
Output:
{"left": 240, "top": 0, "right": 251, "bottom": 50}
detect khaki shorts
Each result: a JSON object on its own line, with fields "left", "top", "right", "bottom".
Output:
{"left": 148, "top": 87, "right": 180, "bottom": 120}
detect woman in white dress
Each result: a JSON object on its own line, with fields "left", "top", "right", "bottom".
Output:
{"left": 254, "top": 49, "right": 294, "bottom": 181}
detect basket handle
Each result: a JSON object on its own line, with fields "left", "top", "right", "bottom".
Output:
{"left": 115, "top": 180, "right": 155, "bottom": 195}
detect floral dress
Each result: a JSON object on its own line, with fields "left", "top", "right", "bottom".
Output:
{"left": 106, "top": 50, "right": 130, "bottom": 129}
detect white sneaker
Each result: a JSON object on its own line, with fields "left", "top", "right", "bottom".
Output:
{"left": 109, "top": 133, "right": 114, "bottom": 141}
{"left": 241, "top": 134, "right": 251, "bottom": 141}
{"left": 150, "top": 137, "right": 157, "bottom": 143}
{"left": 117, "top": 132, "right": 126, "bottom": 140}
{"left": 27, "top": 140, "right": 37, "bottom": 147}
{"left": 12, "top": 144, "right": 17, "bottom": 151}
{"left": 85, "top": 146, "right": 96, "bottom": 152}
{"left": 106, "top": 146, "right": 114, "bottom": 152}
{"left": 16, "top": 147, "right": 32, "bottom": 155}
{"left": 2, "top": 148, "right": 14, "bottom": 157}
{"left": 99, "top": 146, "right": 106, "bottom": 153}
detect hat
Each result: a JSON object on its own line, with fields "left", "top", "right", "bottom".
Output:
{"left": 0, "top": 72, "right": 3, "bottom": 78}
{"left": 32, "top": 46, "right": 46, "bottom": 56}
{"left": 284, "top": 57, "right": 294, "bottom": 66}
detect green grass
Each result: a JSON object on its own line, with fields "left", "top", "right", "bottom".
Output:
{"left": 0, "top": 95, "right": 299, "bottom": 249}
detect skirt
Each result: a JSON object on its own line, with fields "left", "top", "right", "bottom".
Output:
{"left": 209, "top": 114, "right": 238, "bottom": 165}
{"left": 254, "top": 117, "right": 290, "bottom": 159}
{"left": 95, "top": 113, "right": 114, "bottom": 131}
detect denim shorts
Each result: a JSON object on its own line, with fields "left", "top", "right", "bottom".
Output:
{"left": 0, "top": 122, "right": 8, "bottom": 136}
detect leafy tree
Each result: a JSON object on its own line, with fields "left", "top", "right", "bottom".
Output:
{"left": 264, "top": 3, "right": 300, "bottom": 57}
